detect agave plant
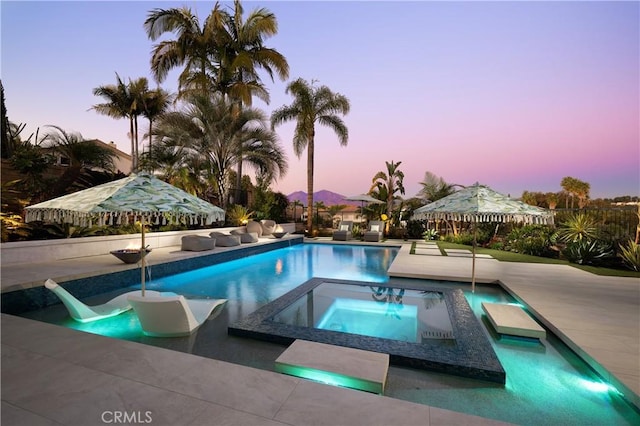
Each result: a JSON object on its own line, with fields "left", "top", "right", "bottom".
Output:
{"left": 555, "top": 213, "right": 600, "bottom": 243}
{"left": 562, "top": 239, "right": 614, "bottom": 266}
{"left": 227, "top": 204, "right": 254, "bottom": 226}
{"left": 618, "top": 240, "right": 640, "bottom": 272}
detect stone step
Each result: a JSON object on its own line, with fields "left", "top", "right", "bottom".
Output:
{"left": 482, "top": 302, "right": 546, "bottom": 339}
{"left": 275, "top": 339, "right": 389, "bottom": 394}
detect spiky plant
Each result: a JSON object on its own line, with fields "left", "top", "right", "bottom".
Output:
{"left": 619, "top": 240, "right": 640, "bottom": 272}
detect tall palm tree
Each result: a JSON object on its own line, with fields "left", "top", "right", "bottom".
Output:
{"left": 145, "top": 5, "right": 225, "bottom": 97}
{"left": 92, "top": 73, "right": 136, "bottom": 170}
{"left": 271, "top": 78, "right": 350, "bottom": 235}
{"left": 213, "top": 0, "right": 289, "bottom": 205}
{"left": 215, "top": 0, "right": 289, "bottom": 105}
{"left": 370, "top": 160, "right": 405, "bottom": 219}
{"left": 141, "top": 86, "right": 173, "bottom": 154}
{"left": 153, "top": 94, "right": 286, "bottom": 209}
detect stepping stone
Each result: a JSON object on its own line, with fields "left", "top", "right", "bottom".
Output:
{"left": 482, "top": 302, "right": 546, "bottom": 339}
{"left": 446, "top": 252, "right": 493, "bottom": 258}
{"left": 414, "top": 247, "right": 441, "bottom": 256}
{"left": 275, "top": 339, "right": 389, "bottom": 394}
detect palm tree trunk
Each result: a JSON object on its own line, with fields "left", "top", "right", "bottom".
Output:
{"left": 235, "top": 157, "right": 243, "bottom": 205}
{"left": 129, "top": 116, "right": 136, "bottom": 172}
{"left": 306, "top": 136, "right": 314, "bottom": 235}
{"left": 134, "top": 115, "right": 139, "bottom": 170}
{"left": 148, "top": 118, "right": 153, "bottom": 154}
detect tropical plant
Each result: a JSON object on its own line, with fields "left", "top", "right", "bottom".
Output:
{"left": 562, "top": 239, "right": 614, "bottom": 266}
{"left": 561, "top": 176, "right": 590, "bottom": 209}
{"left": 140, "top": 86, "right": 173, "bottom": 154}
{"left": 370, "top": 160, "right": 405, "bottom": 220}
{"left": 92, "top": 74, "right": 151, "bottom": 171}
{"left": 8, "top": 129, "right": 52, "bottom": 201}
{"left": 618, "top": 240, "right": 640, "bottom": 271}
{"left": 418, "top": 171, "right": 458, "bottom": 203}
{"left": 423, "top": 229, "right": 439, "bottom": 241}
{"left": 153, "top": 93, "right": 286, "bottom": 208}
{"left": 145, "top": 5, "right": 222, "bottom": 96}
{"left": 555, "top": 212, "right": 600, "bottom": 243}
{"left": 271, "top": 78, "right": 350, "bottom": 235}
{"left": 42, "top": 126, "right": 116, "bottom": 196}
{"left": 226, "top": 204, "right": 253, "bottom": 226}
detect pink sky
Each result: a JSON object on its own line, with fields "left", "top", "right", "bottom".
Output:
{"left": 2, "top": 1, "right": 638, "bottom": 199}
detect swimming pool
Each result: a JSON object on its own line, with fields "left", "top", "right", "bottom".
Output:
{"left": 19, "top": 243, "right": 640, "bottom": 425}
{"left": 229, "top": 277, "right": 506, "bottom": 384}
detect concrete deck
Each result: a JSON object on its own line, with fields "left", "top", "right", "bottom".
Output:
{"left": 2, "top": 237, "right": 639, "bottom": 425}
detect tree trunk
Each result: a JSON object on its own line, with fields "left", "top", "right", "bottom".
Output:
{"left": 306, "top": 135, "right": 314, "bottom": 235}
{"left": 129, "top": 116, "right": 136, "bottom": 172}
{"left": 235, "top": 157, "right": 243, "bottom": 206}
{"left": 134, "top": 115, "right": 139, "bottom": 171}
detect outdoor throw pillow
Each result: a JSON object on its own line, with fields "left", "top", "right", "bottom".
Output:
{"left": 370, "top": 225, "right": 380, "bottom": 232}
{"left": 340, "top": 224, "right": 349, "bottom": 231}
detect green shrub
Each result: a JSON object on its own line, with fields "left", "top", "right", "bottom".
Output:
{"left": 505, "top": 225, "right": 556, "bottom": 258}
{"left": 562, "top": 239, "right": 614, "bottom": 266}
{"left": 443, "top": 231, "right": 476, "bottom": 246}
{"left": 405, "top": 220, "right": 426, "bottom": 239}
{"left": 618, "top": 240, "right": 640, "bottom": 271}
{"left": 422, "top": 229, "right": 439, "bottom": 241}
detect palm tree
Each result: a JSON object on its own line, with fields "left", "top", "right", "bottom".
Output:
{"left": 214, "top": 0, "right": 289, "bottom": 106}
{"left": 153, "top": 93, "right": 286, "bottom": 209}
{"left": 271, "top": 78, "right": 350, "bottom": 235}
{"left": 92, "top": 73, "right": 137, "bottom": 170}
{"left": 213, "top": 0, "right": 289, "bottom": 205}
{"left": 418, "top": 171, "right": 458, "bottom": 202}
{"left": 141, "top": 86, "right": 173, "bottom": 154}
{"left": 43, "top": 126, "right": 116, "bottom": 195}
{"left": 145, "top": 5, "right": 224, "bottom": 97}
{"left": 370, "top": 161, "right": 405, "bottom": 219}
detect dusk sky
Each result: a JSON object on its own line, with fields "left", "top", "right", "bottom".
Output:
{"left": 2, "top": 1, "right": 638, "bottom": 200}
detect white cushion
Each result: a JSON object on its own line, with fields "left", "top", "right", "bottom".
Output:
{"left": 340, "top": 224, "right": 349, "bottom": 231}
{"left": 370, "top": 225, "right": 380, "bottom": 232}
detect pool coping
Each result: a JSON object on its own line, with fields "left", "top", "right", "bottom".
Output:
{"left": 228, "top": 277, "right": 506, "bottom": 384}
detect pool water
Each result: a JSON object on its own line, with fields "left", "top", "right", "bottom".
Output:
{"left": 21, "top": 244, "right": 640, "bottom": 425}
{"left": 272, "top": 283, "right": 453, "bottom": 343}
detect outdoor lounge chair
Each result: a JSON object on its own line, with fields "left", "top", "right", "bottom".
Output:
{"left": 230, "top": 228, "right": 259, "bottom": 243}
{"left": 333, "top": 221, "right": 353, "bottom": 241}
{"left": 181, "top": 235, "right": 216, "bottom": 251}
{"left": 260, "top": 220, "right": 277, "bottom": 236}
{"left": 44, "top": 278, "right": 163, "bottom": 323}
{"left": 246, "top": 220, "right": 263, "bottom": 237}
{"left": 128, "top": 294, "right": 227, "bottom": 337}
{"left": 363, "top": 220, "right": 384, "bottom": 242}
{"left": 209, "top": 232, "right": 241, "bottom": 247}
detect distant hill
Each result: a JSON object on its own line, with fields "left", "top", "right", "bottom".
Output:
{"left": 287, "top": 190, "right": 358, "bottom": 206}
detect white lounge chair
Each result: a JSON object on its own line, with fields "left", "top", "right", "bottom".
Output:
{"left": 44, "top": 279, "right": 163, "bottom": 323}
{"left": 127, "top": 294, "right": 227, "bottom": 337}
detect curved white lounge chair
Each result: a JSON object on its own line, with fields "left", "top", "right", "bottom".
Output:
{"left": 127, "top": 294, "right": 227, "bottom": 337}
{"left": 44, "top": 279, "right": 163, "bottom": 323}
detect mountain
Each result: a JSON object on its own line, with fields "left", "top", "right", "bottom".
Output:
{"left": 287, "top": 190, "right": 358, "bottom": 206}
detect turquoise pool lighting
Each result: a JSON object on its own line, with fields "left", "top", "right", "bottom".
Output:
{"left": 316, "top": 298, "right": 419, "bottom": 342}
{"left": 22, "top": 244, "right": 640, "bottom": 425}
